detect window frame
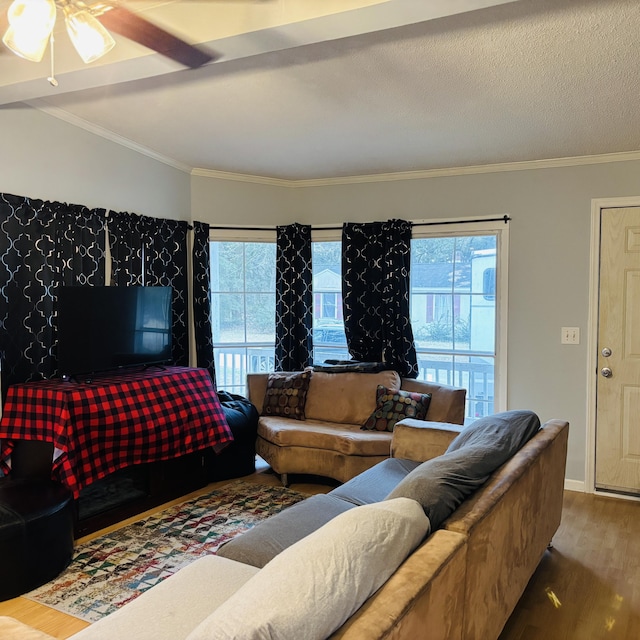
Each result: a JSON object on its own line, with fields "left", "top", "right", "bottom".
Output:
{"left": 410, "top": 218, "right": 509, "bottom": 415}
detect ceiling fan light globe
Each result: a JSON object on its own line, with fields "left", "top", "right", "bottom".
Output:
{"left": 64, "top": 8, "right": 115, "bottom": 64}
{"left": 3, "top": 0, "right": 57, "bottom": 62}
{"left": 7, "top": 0, "right": 56, "bottom": 30}
{"left": 2, "top": 24, "right": 50, "bottom": 62}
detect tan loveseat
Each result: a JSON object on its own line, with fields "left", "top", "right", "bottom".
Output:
{"left": 248, "top": 370, "right": 466, "bottom": 486}
{"left": 66, "top": 415, "right": 569, "bottom": 640}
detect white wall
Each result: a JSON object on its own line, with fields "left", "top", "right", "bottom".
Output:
{"left": 5, "top": 104, "right": 640, "bottom": 487}
{"left": 0, "top": 105, "right": 191, "bottom": 220}
{"left": 191, "top": 174, "right": 290, "bottom": 226}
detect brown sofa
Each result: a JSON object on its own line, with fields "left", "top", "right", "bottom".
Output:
{"left": 67, "top": 415, "right": 569, "bottom": 640}
{"left": 248, "top": 370, "right": 467, "bottom": 486}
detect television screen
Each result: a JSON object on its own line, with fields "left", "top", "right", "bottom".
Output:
{"left": 57, "top": 286, "right": 173, "bottom": 379}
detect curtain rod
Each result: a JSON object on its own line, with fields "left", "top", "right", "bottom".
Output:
{"left": 206, "top": 215, "right": 511, "bottom": 232}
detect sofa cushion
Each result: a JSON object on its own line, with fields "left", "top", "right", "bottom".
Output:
{"left": 329, "top": 457, "right": 420, "bottom": 506}
{"left": 446, "top": 410, "right": 541, "bottom": 454}
{"left": 257, "top": 417, "right": 393, "bottom": 456}
{"left": 186, "top": 498, "right": 430, "bottom": 640}
{"left": 385, "top": 448, "right": 492, "bottom": 530}
{"left": 386, "top": 411, "right": 542, "bottom": 529}
{"left": 362, "top": 385, "right": 432, "bottom": 432}
{"left": 304, "top": 370, "right": 401, "bottom": 425}
{"left": 262, "top": 369, "right": 312, "bottom": 420}
{"left": 67, "top": 555, "right": 259, "bottom": 640}
{"left": 216, "top": 494, "right": 356, "bottom": 568}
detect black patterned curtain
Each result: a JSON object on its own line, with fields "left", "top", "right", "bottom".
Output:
{"left": 108, "top": 212, "right": 189, "bottom": 366}
{"left": 108, "top": 211, "right": 145, "bottom": 286}
{"left": 275, "top": 223, "right": 312, "bottom": 371}
{"left": 192, "top": 221, "right": 216, "bottom": 387}
{"left": 342, "top": 219, "right": 418, "bottom": 378}
{"left": 0, "top": 193, "right": 106, "bottom": 390}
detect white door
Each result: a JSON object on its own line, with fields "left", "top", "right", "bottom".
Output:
{"left": 595, "top": 206, "right": 640, "bottom": 495}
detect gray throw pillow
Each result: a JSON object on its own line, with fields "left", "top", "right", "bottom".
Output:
{"left": 446, "top": 410, "right": 540, "bottom": 454}
{"left": 387, "top": 410, "right": 541, "bottom": 529}
{"left": 385, "top": 447, "right": 490, "bottom": 529}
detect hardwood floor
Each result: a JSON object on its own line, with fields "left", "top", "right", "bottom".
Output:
{"left": 499, "top": 490, "right": 640, "bottom": 640}
{"left": 1, "top": 469, "right": 638, "bottom": 640}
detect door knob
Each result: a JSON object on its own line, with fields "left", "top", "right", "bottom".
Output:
{"left": 601, "top": 347, "right": 612, "bottom": 357}
{"left": 601, "top": 367, "right": 613, "bottom": 378}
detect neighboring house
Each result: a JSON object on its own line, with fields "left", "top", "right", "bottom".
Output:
{"left": 410, "top": 262, "right": 471, "bottom": 335}
{"left": 312, "top": 258, "right": 495, "bottom": 355}
{"left": 313, "top": 268, "right": 344, "bottom": 327}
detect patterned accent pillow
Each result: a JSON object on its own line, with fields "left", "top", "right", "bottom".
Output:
{"left": 362, "top": 385, "right": 431, "bottom": 432}
{"left": 262, "top": 370, "right": 312, "bottom": 420}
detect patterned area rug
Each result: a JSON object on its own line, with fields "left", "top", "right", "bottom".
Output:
{"left": 26, "top": 480, "right": 307, "bottom": 622}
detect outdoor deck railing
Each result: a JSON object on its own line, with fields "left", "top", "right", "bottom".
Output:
{"left": 214, "top": 346, "right": 494, "bottom": 421}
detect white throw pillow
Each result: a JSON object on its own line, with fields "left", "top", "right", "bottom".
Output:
{"left": 187, "top": 497, "right": 430, "bottom": 640}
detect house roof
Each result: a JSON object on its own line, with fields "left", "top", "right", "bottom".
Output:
{"left": 313, "top": 269, "right": 342, "bottom": 291}
{"left": 311, "top": 263, "right": 472, "bottom": 291}
{"left": 412, "top": 263, "right": 472, "bottom": 290}
{"left": 1, "top": 0, "right": 638, "bottom": 182}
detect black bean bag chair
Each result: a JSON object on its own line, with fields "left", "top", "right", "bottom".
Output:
{"left": 205, "top": 391, "right": 259, "bottom": 481}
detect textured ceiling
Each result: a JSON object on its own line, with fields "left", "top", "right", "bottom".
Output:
{"left": 1, "top": 0, "right": 639, "bottom": 180}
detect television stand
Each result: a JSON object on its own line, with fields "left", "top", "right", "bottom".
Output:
{"left": 4, "top": 441, "right": 209, "bottom": 537}
{"left": 0, "top": 366, "right": 233, "bottom": 537}
{"left": 75, "top": 452, "right": 208, "bottom": 537}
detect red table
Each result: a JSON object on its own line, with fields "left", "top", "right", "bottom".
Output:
{"left": 0, "top": 366, "right": 232, "bottom": 497}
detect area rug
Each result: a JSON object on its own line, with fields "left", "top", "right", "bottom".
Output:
{"left": 26, "top": 480, "right": 307, "bottom": 622}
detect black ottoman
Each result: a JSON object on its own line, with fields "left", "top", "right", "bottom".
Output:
{"left": 0, "top": 478, "right": 75, "bottom": 601}
{"left": 205, "top": 392, "right": 259, "bottom": 481}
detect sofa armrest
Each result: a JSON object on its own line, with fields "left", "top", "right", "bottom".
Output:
{"left": 246, "top": 373, "right": 269, "bottom": 414}
{"left": 401, "top": 379, "right": 467, "bottom": 425}
{"left": 391, "top": 419, "right": 464, "bottom": 462}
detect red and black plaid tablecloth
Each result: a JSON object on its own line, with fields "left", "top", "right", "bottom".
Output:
{"left": 0, "top": 366, "right": 232, "bottom": 497}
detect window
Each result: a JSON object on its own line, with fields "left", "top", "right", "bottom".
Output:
{"left": 209, "top": 235, "right": 351, "bottom": 394}
{"left": 311, "top": 240, "right": 349, "bottom": 364}
{"left": 483, "top": 267, "right": 496, "bottom": 301}
{"left": 209, "top": 221, "right": 507, "bottom": 417}
{"left": 210, "top": 237, "right": 276, "bottom": 395}
{"left": 411, "top": 222, "right": 507, "bottom": 423}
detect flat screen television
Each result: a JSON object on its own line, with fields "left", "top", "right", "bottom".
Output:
{"left": 57, "top": 286, "right": 173, "bottom": 380}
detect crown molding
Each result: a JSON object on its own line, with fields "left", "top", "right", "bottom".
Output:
{"left": 27, "top": 101, "right": 193, "bottom": 174}
{"left": 190, "top": 168, "right": 290, "bottom": 187}
{"left": 193, "top": 150, "right": 640, "bottom": 188}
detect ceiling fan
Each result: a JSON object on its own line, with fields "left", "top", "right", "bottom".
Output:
{"left": 1, "top": 0, "right": 217, "bottom": 69}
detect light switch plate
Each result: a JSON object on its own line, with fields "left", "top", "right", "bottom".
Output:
{"left": 561, "top": 327, "right": 580, "bottom": 344}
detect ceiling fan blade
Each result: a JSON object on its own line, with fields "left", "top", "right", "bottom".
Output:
{"left": 96, "top": 6, "right": 217, "bottom": 68}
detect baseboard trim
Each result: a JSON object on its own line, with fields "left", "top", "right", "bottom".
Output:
{"left": 564, "top": 479, "right": 585, "bottom": 493}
